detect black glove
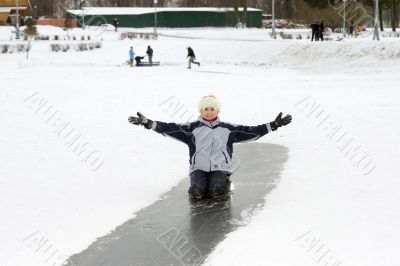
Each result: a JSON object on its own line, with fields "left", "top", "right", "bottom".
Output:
{"left": 270, "top": 112, "right": 292, "bottom": 131}
{"left": 128, "top": 112, "right": 153, "bottom": 129}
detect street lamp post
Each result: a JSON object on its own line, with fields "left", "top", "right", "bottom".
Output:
{"left": 373, "top": 0, "right": 380, "bottom": 40}
{"left": 16, "top": 0, "right": 20, "bottom": 39}
{"left": 154, "top": 0, "right": 158, "bottom": 36}
{"left": 343, "top": 0, "right": 347, "bottom": 38}
{"left": 271, "top": 0, "right": 276, "bottom": 39}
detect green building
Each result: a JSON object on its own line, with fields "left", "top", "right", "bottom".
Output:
{"left": 67, "top": 7, "right": 262, "bottom": 28}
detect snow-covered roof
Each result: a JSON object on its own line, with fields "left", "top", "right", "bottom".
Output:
{"left": 67, "top": 7, "right": 262, "bottom": 16}
{"left": 0, "top": 7, "right": 27, "bottom": 13}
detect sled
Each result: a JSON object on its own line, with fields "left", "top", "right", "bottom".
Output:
{"left": 122, "top": 61, "right": 160, "bottom": 67}
{"left": 136, "top": 61, "right": 160, "bottom": 67}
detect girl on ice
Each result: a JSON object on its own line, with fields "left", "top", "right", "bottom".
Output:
{"left": 128, "top": 95, "right": 292, "bottom": 199}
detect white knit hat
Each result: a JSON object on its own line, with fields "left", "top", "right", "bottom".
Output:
{"left": 198, "top": 94, "right": 221, "bottom": 114}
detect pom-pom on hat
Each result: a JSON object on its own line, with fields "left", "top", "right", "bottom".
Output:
{"left": 198, "top": 94, "right": 221, "bottom": 114}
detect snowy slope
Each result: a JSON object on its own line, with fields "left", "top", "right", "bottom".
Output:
{"left": 1, "top": 26, "right": 400, "bottom": 266}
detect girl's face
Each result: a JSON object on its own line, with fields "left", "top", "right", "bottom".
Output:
{"left": 201, "top": 107, "right": 218, "bottom": 120}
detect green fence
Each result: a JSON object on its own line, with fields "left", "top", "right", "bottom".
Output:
{"left": 71, "top": 10, "right": 262, "bottom": 28}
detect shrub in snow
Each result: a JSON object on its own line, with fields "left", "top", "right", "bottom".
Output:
{"left": 280, "top": 32, "right": 293, "bottom": 39}
{"left": 50, "top": 44, "right": 70, "bottom": 52}
{"left": 80, "top": 43, "right": 88, "bottom": 51}
{"left": 24, "top": 17, "right": 38, "bottom": 37}
{"left": 50, "top": 42, "right": 101, "bottom": 52}
{"left": 62, "top": 44, "right": 70, "bottom": 52}
{"left": 51, "top": 44, "right": 59, "bottom": 52}
{"left": 15, "top": 44, "right": 27, "bottom": 52}
{"left": 119, "top": 32, "right": 156, "bottom": 40}
{"left": 1, "top": 44, "right": 9, "bottom": 53}
{"left": 35, "top": 35, "right": 50, "bottom": 41}
{"left": 0, "top": 44, "right": 29, "bottom": 54}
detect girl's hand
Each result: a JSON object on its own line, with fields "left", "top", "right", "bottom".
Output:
{"left": 128, "top": 112, "right": 153, "bottom": 129}
{"left": 271, "top": 112, "right": 292, "bottom": 130}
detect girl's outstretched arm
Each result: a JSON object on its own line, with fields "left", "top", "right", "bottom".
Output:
{"left": 227, "top": 112, "right": 292, "bottom": 143}
{"left": 128, "top": 112, "right": 195, "bottom": 144}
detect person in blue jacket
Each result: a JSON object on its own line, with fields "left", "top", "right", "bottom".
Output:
{"left": 129, "top": 47, "right": 135, "bottom": 67}
{"left": 128, "top": 95, "right": 292, "bottom": 199}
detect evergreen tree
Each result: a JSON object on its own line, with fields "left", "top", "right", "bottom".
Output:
{"left": 24, "top": 17, "right": 38, "bottom": 36}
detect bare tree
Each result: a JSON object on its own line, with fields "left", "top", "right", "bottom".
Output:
{"left": 391, "top": 0, "right": 398, "bottom": 31}
{"left": 232, "top": 0, "right": 248, "bottom": 27}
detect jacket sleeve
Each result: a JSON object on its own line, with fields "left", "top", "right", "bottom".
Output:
{"left": 229, "top": 123, "right": 273, "bottom": 143}
{"left": 151, "top": 121, "right": 194, "bottom": 144}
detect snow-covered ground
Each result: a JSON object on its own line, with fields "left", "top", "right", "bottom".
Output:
{"left": 1, "top": 25, "right": 399, "bottom": 266}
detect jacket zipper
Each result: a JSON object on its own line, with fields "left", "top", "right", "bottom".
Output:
{"left": 222, "top": 151, "right": 228, "bottom": 164}
{"left": 193, "top": 153, "right": 197, "bottom": 165}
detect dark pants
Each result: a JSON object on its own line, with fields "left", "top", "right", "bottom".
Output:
{"left": 311, "top": 30, "right": 320, "bottom": 41}
{"left": 189, "top": 170, "right": 231, "bottom": 199}
{"left": 188, "top": 56, "right": 200, "bottom": 68}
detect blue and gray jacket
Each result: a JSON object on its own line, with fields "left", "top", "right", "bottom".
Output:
{"left": 151, "top": 117, "right": 273, "bottom": 174}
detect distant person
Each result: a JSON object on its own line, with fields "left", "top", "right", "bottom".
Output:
{"left": 129, "top": 47, "right": 135, "bottom": 67}
{"left": 310, "top": 22, "right": 315, "bottom": 41}
{"left": 349, "top": 22, "right": 356, "bottom": 36}
{"left": 187, "top": 47, "right": 200, "bottom": 69}
{"left": 113, "top": 18, "right": 119, "bottom": 32}
{"left": 311, "top": 20, "right": 321, "bottom": 41}
{"left": 146, "top": 45, "right": 153, "bottom": 65}
{"left": 323, "top": 26, "right": 333, "bottom": 38}
{"left": 319, "top": 20, "right": 325, "bottom": 41}
{"left": 310, "top": 20, "right": 320, "bottom": 41}
{"left": 135, "top": 56, "right": 145, "bottom": 66}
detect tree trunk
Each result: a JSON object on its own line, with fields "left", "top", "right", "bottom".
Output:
{"left": 392, "top": 0, "right": 397, "bottom": 31}
{"left": 379, "top": 0, "right": 384, "bottom": 31}
{"left": 242, "top": 0, "right": 248, "bottom": 26}
{"left": 233, "top": 0, "right": 240, "bottom": 26}
{"left": 285, "top": 0, "right": 293, "bottom": 19}
{"left": 395, "top": 0, "right": 399, "bottom": 30}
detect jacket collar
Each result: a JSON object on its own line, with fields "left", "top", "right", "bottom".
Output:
{"left": 198, "top": 116, "right": 220, "bottom": 127}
